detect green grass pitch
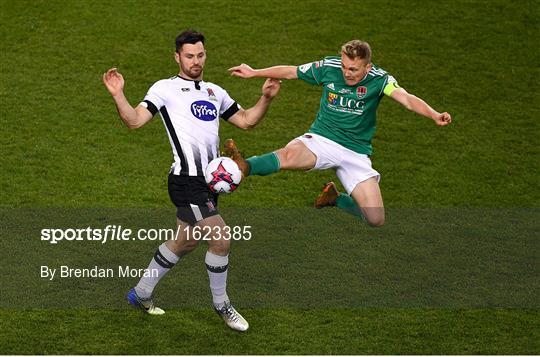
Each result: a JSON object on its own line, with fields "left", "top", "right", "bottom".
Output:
{"left": 1, "top": 0, "right": 539, "bottom": 354}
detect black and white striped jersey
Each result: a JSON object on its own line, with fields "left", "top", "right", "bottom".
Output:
{"left": 140, "top": 76, "right": 240, "bottom": 176}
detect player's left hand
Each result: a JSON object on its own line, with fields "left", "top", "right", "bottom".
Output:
{"left": 262, "top": 78, "right": 281, "bottom": 99}
{"left": 434, "top": 112, "right": 452, "bottom": 126}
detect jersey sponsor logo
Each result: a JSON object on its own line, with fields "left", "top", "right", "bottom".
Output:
{"left": 356, "top": 86, "right": 367, "bottom": 99}
{"left": 339, "top": 88, "right": 352, "bottom": 94}
{"left": 326, "top": 92, "right": 365, "bottom": 115}
{"left": 327, "top": 83, "right": 335, "bottom": 90}
{"left": 298, "top": 63, "right": 312, "bottom": 73}
{"left": 327, "top": 92, "right": 339, "bottom": 105}
{"left": 190, "top": 101, "right": 218, "bottom": 121}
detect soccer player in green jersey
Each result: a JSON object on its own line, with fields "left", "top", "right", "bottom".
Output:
{"left": 227, "top": 40, "right": 451, "bottom": 227}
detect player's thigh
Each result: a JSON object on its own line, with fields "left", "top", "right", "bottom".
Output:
{"left": 196, "top": 214, "right": 231, "bottom": 256}
{"left": 275, "top": 139, "right": 317, "bottom": 170}
{"left": 165, "top": 218, "right": 200, "bottom": 256}
{"left": 350, "top": 177, "right": 385, "bottom": 227}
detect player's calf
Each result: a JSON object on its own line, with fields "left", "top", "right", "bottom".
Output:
{"left": 315, "top": 182, "right": 385, "bottom": 227}
{"left": 205, "top": 250, "right": 249, "bottom": 331}
{"left": 166, "top": 233, "right": 199, "bottom": 257}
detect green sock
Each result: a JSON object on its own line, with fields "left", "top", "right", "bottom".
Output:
{"left": 335, "top": 193, "right": 365, "bottom": 220}
{"left": 246, "top": 152, "right": 280, "bottom": 176}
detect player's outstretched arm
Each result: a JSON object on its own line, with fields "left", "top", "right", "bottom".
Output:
{"left": 390, "top": 88, "right": 452, "bottom": 126}
{"left": 227, "top": 78, "right": 281, "bottom": 130}
{"left": 228, "top": 63, "right": 298, "bottom": 80}
{"left": 102, "top": 68, "right": 153, "bottom": 129}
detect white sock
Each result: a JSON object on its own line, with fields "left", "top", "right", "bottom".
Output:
{"left": 135, "top": 243, "right": 179, "bottom": 299}
{"left": 205, "top": 251, "right": 229, "bottom": 307}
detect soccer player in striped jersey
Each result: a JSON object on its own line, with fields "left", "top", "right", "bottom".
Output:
{"left": 227, "top": 40, "right": 451, "bottom": 226}
{"left": 102, "top": 29, "right": 281, "bottom": 331}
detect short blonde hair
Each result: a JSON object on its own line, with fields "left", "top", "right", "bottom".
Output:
{"left": 341, "top": 40, "right": 372, "bottom": 62}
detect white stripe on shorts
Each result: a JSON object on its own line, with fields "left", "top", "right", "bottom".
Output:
{"left": 190, "top": 204, "right": 203, "bottom": 222}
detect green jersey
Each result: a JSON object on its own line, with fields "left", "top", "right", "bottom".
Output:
{"left": 296, "top": 56, "right": 399, "bottom": 155}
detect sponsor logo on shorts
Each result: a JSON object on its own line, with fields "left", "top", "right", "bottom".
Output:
{"left": 206, "top": 200, "right": 216, "bottom": 212}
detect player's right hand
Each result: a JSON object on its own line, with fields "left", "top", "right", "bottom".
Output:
{"left": 261, "top": 78, "right": 281, "bottom": 99}
{"left": 102, "top": 68, "right": 125, "bottom": 96}
{"left": 434, "top": 112, "right": 452, "bottom": 126}
{"left": 228, "top": 63, "right": 256, "bottom": 78}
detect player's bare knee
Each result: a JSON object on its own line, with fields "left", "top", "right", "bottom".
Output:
{"left": 285, "top": 150, "right": 297, "bottom": 168}
{"left": 208, "top": 244, "right": 229, "bottom": 256}
{"left": 366, "top": 217, "right": 385, "bottom": 227}
{"left": 365, "top": 213, "right": 385, "bottom": 227}
{"left": 184, "top": 238, "right": 200, "bottom": 251}
{"left": 208, "top": 237, "right": 230, "bottom": 256}
{"left": 275, "top": 147, "right": 291, "bottom": 168}
{"left": 363, "top": 208, "right": 385, "bottom": 227}
{"left": 168, "top": 235, "right": 198, "bottom": 255}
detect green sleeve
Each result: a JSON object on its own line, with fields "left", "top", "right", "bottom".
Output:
{"left": 296, "top": 59, "right": 325, "bottom": 85}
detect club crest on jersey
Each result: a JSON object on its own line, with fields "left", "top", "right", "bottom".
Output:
{"left": 356, "top": 86, "right": 367, "bottom": 99}
{"left": 191, "top": 101, "right": 218, "bottom": 121}
{"left": 207, "top": 88, "right": 217, "bottom": 101}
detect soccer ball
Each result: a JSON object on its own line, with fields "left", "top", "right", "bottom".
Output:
{"left": 205, "top": 157, "right": 242, "bottom": 194}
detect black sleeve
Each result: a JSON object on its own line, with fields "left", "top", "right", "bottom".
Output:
{"left": 143, "top": 100, "right": 159, "bottom": 116}
{"left": 220, "top": 102, "right": 240, "bottom": 121}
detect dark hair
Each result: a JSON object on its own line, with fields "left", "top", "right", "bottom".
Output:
{"left": 175, "top": 29, "right": 205, "bottom": 52}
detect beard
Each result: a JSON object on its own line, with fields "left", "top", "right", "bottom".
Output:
{"left": 181, "top": 63, "right": 203, "bottom": 79}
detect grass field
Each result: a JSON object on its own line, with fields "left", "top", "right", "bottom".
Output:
{"left": 1, "top": 0, "right": 539, "bottom": 354}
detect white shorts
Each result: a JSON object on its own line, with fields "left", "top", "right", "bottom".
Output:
{"left": 295, "top": 133, "right": 380, "bottom": 194}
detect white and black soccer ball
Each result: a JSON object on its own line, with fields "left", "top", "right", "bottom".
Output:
{"left": 205, "top": 157, "right": 242, "bottom": 194}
